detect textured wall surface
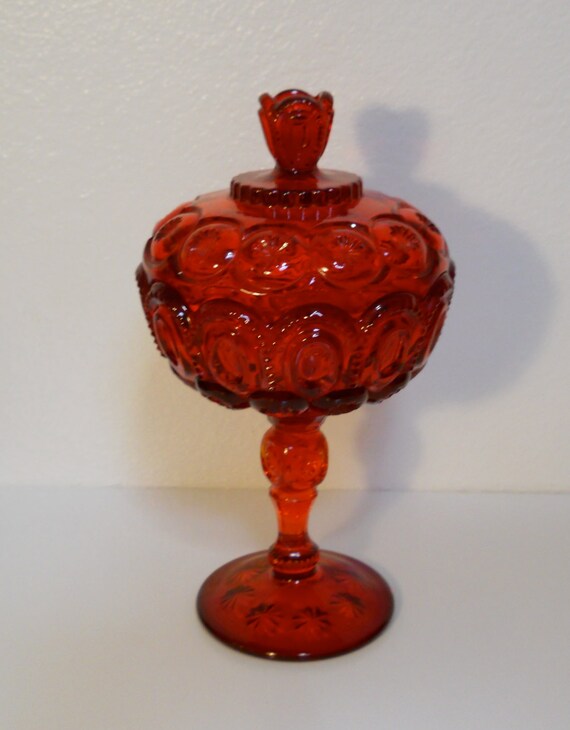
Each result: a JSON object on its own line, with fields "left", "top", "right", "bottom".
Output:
{"left": 2, "top": 0, "right": 569, "bottom": 490}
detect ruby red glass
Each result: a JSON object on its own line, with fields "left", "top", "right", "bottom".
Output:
{"left": 136, "top": 89, "right": 455, "bottom": 659}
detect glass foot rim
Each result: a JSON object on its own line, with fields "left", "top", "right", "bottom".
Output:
{"left": 197, "top": 550, "right": 394, "bottom": 661}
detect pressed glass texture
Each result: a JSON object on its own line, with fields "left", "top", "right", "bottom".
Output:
{"left": 136, "top": 89, "right": 455, "bottom": 659}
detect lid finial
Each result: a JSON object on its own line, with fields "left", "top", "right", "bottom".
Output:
{"left": 258, "top": 90, "right": 334, "bottom": 175}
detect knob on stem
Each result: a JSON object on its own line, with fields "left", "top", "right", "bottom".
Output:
{"left": 258, "top": 89, "right": 334, "bottom": 175}
{"left": 261, "top": 416, "right": 327, "bottom": 579}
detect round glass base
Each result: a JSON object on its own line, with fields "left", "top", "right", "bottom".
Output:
{"left": 197, "top": 550, "right": 394, "bottom": 660}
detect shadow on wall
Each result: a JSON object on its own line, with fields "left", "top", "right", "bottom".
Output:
{"left": 354, "top": 105, "right": 555, "bottom": 495}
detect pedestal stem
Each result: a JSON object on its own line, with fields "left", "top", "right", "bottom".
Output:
{"left": 198, "top": 413, "right": 394, "bottom": 659}
{"left": 261, "top": 416, "right": 328, "bottom": 579}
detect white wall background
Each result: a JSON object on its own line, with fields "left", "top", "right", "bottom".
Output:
{"left": 2, "top": 0, "right": 569, "bottom": 491}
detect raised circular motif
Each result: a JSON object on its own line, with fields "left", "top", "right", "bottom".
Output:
{"left": 209, "top": 335, "right": 254, "bottom": 392}
{"left": 178, "top": 220, "right": 240, "bottom": 281}
{"left": 236, "top": 226, "right": 309, "bottom": 292}
{"left": 360, "top": 293, "right": 423, "bottom": 399}
{"left": 313, "top": 224, "right": 383, "bottom": 289}
{"left": 371, "top": 218, "right": 431, "bottom": 278}
{"left": 149, "top": 210, "right": 200, "bottom": 264}
{"left": 144, "top": 282, "right": 194, "bottom": 383}
{"left": 194, "top": 300, "right": 266, "bottom": 396}
{"left": 394, "top": 207, "right": 450, "bottom": 257}
{"left": 419, "top": 271, "right": 455, "bottom": 363}
{"left": 291, "top": 335, "right": 342, "bottom": 399}
{"left": 272, "top": 306, "right": 359, "bottom": 400}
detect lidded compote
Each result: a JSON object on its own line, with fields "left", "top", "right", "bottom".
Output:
{"left": 136, "top": 90, "right": 454, "bottom": 660}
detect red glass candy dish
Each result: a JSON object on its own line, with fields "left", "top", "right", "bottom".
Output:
{"left": 136, "top": 89, "right": 455, "bottom": 660}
